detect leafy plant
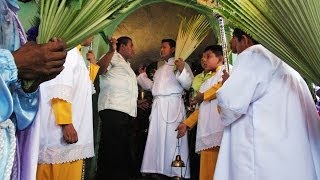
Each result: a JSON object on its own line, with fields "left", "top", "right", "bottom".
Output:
{"left": 175, "top": 14, "right": 210, "bottom": 61}
{"left": 37, "top": 0, "right": 127, "bottom": 49}
{"left": 197, "top": 0, "right": 320, "bottom": 85}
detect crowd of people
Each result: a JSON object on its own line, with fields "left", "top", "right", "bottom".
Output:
{"left": 1, "top": 0, "right": 320, "bottom": 180}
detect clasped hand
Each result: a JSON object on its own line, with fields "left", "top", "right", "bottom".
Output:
{"left": 137, "top": 99, "right": 150, "bottom": 111}
{"left": 174, "top": 58, "right": 185, "bottom": 72}
{"left": 190, "top": 92, "right": 204, "bottom": 106}
{"left": 175, "top": 123, "right": 188, "bottom": 139}
{"left": 12, "top": 37, "right": 67, "bottom": 89}
{"left": 86, "top": 50, "right": 96, "bottom": 64}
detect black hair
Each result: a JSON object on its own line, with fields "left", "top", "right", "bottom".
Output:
{"left": 116, "top": 36, "right": 132, "bottom": 52}
{"left": 204, "top": 45, "right": 223, "bottom": 57}
{"left": 233, "top": 28, "right": 259, "bottom": 45}
{"left": 161, "top": 39, "right": 176, "bottom": 48}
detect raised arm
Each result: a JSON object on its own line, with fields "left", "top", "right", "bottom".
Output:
{"left": 97, "top": 37, "right": 117, "bottom": 75}
{"left": 176, "top": 59, "right": 194, "bottom": 90}
{"left": 137, "top": 65, "right": 154, "bottom": 91}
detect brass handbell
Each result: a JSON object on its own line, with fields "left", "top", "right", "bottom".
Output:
{"left": 171, "top": 155, "right": 185, "bottom": 167}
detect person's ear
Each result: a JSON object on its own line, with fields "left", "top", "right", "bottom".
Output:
{"left": 218, "top": 56, "right": 224, "bottom": 63}
{"left": 243, "top": 35, "right": 255, "bottom": 48}
{"left": 171, "top": 47, "right": 175, "bottom": 54}
{"left": 119, "top": 44, "right": 125, "bottom": 51}
{"left": 242, "top": 35, "right": 248, "bottom": 45}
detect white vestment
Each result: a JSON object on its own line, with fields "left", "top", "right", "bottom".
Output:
{"left": 138, "top": 57, "right": 194, "bottom": 178}
{"left": 36, "top": 47, "right": 95, "bottom": 165}
{"left": 196, "top": 66, "right": 225, "bottom": 153}
{"left": 215, "top": 45, "right": 320, "bottom": 180}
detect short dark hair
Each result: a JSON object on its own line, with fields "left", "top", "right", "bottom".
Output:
{"left": 161, "top": 39, "right": 176, "bottom": 48}
{"left": 233, "top": 28, "right": 259, "bottom": 45}
{"left": 116, "top": 36, "right": 132, "bottom": 51}
{"left": 204, "top": 45, "right": 223, "bottom": 57}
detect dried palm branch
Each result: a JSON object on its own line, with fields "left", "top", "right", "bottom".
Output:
{"left": 37, "top": 0, "right": 126, "bottom": 50}
{"left": 175, "top": 14, "right": 210, "bottom": 61}
{"left": 197, "top": 0, "right": 320, "bottom": 85}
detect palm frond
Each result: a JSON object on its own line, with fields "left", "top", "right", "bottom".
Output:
{"left": 197, "top": 0, "right": 320, "bottom": 85}
{"left": 38, "top": 0, "right": 127, "bottom": 50}
{"left": 99, "top": 31, "right": 109, "bottom": 45}
{"left": 175, "top": 14, "right": 210, "bottom": 61}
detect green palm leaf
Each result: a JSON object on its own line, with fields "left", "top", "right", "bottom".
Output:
{"left": 38, "top": 0, "right": 127, "bottom": 50}
{"left": 198, "top": 0, "right": 320, "bottom": 85}
{"left": 175, "top": 14, "right": 210, "bottom": 61}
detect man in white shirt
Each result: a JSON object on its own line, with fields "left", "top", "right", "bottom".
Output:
{"left": 137, "top": 39, "right": 194, "bottom": 178}
{"left": 96, "top": 36, "right": 138, "bottom": 179}
{"left": 214, "top": 28, "right": 320, "bottom": 180}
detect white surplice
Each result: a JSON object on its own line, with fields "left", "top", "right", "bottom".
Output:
{"left": 215, "top": 45, "right": 320, "bottom": 180}
{"left": 138, "top": 57, "right": 194, "bottom": 178}
{"left": 196, "top": 66, "right": 225, "bottom": 153}
{"left": 37, "top": 48, "right": 95, "bottom": 164}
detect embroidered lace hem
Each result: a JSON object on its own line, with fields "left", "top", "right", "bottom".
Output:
{"left": 195, "top": 131, "right": 223, "bottom": 153}
{"left": 38, "top": 144, "right": 94, "bottom": 164}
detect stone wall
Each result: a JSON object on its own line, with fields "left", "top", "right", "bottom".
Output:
{"left": 113, "top": 2, "right": 217, "bottom": 71}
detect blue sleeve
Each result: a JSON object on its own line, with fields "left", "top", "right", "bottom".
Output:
{"left": 0, "top": 49, "right": 17, "bottom": 122}
{"left": 0, "top": 49, "right": 39, "bottom": 129}
{"left": 0, "top": 49, "right": 17, "bottom": 84}
{"left": 11, "top": 81, "right": 39, "bottom": 130}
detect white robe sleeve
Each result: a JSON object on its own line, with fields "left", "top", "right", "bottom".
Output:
{"left": 137, "top": 72, "right": 153, "bottom": 91}
{"left": 176, "top": 63, "right": 194, "bottom": 90}
{"left": 217, "top": 46, "right": 276, "bottom": 126}
{"left": 44, "top": 48, "right": 76, "bottom": 103}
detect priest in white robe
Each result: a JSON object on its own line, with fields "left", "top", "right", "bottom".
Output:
{"left": 214, "top": 28, "right": 320, "bottom": 180}
{"left": 138, "top": 39, "right": 194, "bottom": 178}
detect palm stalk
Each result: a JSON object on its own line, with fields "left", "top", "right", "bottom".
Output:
{"left": 175, "top": 14, "right": 210, "bottom": 61}
{"left": 197, "top": 0, "right": 320, "bottom": 85}
{"left": 38, "top": 0, "right": 126, "bottom": 50}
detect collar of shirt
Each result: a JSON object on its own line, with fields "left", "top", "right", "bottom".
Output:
{"left": 191, "top": 65, "right": 223, "bottom": 93}
{"left": 76, "top": 45, "right": 82, "bottom": 54}
{"left": 200, "top": 71, "right": 213, "bottom": 78}
{"left": 215, "top": 65, "right": 223, "bottom": 73}
{"left": 192, "top": 71, "right": 213, "bottom": 93}
{"left": 165, "top": 57, "right": 175, "bottom": 66}
{"left": 114, "top": 51, "right": 131, "bottom": 65}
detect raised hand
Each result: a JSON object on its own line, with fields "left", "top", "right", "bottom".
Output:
{"left": 222, "top": 69, "right": 230, "bottom": 84}
{"left": 108, "top": 37, "right": 117, "bottom": 53}
{"left": 174, "top": 58, "right": 185, "bottom": 72}
{"left": 138, "top": 64, "right": 146, "bottom": 74}
{"left": 86, "top": 50, "right": 96, "bottom": 64}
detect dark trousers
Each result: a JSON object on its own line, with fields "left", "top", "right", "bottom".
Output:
{"left": 188, "top": 125, "right": 200, "bottom": 180}
{"left": 96, "top": 109, "right": 133, "bottom": 180}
